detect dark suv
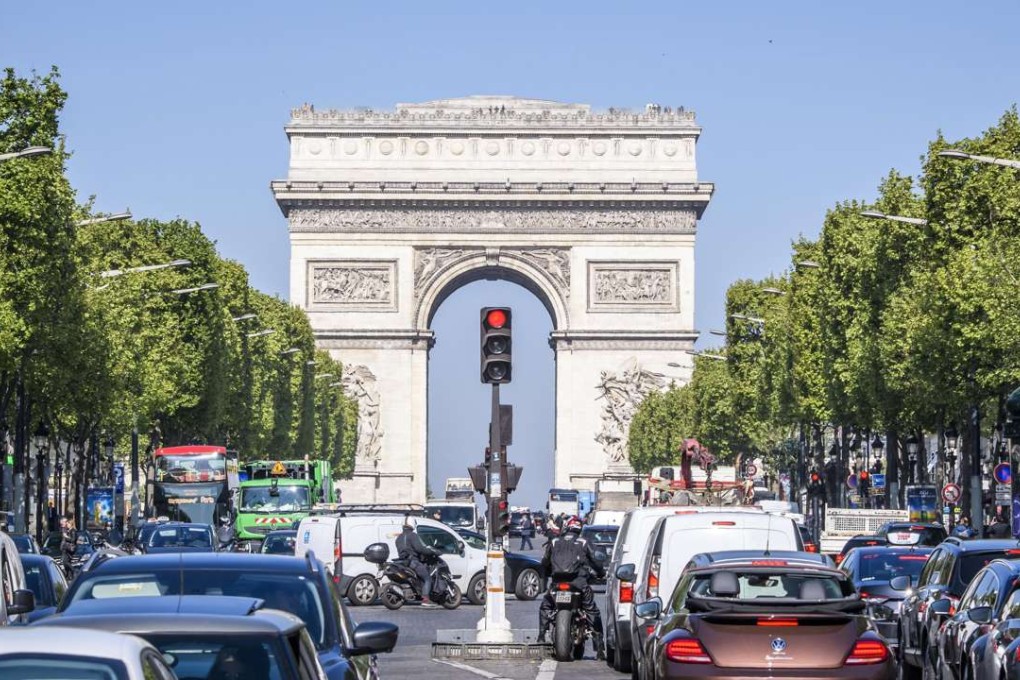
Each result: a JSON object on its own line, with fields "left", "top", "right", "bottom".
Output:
{"left": 897, "top": 538, "right": 1020, "bottom": 680}
{"left": 61, "top": 551, "right": 398, "bottom": 679}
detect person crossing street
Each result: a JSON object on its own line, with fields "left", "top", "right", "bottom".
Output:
{"left": 519, "top": 511, "right": 535, "bottom": 551}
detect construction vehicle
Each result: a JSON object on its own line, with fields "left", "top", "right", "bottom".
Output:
{"left": 819, "top": 507, "right": 909, "bottom": 554}
{"left": 235, "top": 459, "right": 335, "bottom": 549}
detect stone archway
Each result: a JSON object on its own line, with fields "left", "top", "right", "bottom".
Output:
{"left": 273, "top": 96, "right": 713, "bottom": 503}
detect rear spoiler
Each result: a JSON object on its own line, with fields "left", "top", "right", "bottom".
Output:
{"left": 687, "top": 595, "right": 866, "bottom": 615}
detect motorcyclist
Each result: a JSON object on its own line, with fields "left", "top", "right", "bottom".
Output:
{"left": 395, "top": 517, "right": 441, "bottom": 607}
{"left": 538, "top": 516, "right": 605, "bottom": 658}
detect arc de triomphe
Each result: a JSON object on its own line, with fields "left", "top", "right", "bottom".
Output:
{"left": 272, "top": 96, "right": 713, "bottom": 504}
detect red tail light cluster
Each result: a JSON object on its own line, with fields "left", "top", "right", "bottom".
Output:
{"left": 648, "top": 555, "right": 660, "bottom": 598}
{"left": 619, "top": 581, "right": 633, "bottom": 603}
{"left": 845, "top": 640, "right": 889, "bottom": 665}
{"left": 757, "top": 617, "right": 799, "bottom": 627}
{"left": 665, "top": 638, "right": 711, "bottom": 664}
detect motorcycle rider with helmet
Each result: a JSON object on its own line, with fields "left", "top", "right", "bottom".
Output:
{"left": 395, "top": 516, "right": 441, "bottom": 607}
{"left": 538, "top": 515, "right": 606, "bottom": 658}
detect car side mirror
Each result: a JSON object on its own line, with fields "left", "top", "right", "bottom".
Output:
{"left": 476, "top": 518, "right": 485, "bottom": 530}
{"left": 634, "top": 597, "right": 662, "bottom": 620}
{"left": 616, "top": 563, "right": 636, "bottom": 582}
{"left": 966, "top": 606, "right": 993, "bottom": 625}
{"left": 929, "top": 598, "right": 953, "bottom": 616}
{"left": 7, "top": 589, "right": 35, "bottom": 616}
{"left": 889, "top": 575, "right": 911, "bottom": 592}
{"left": 458, "top": 541, "right": 465, "bottom": 557}
{"left": 350, "top": 621, "right": 399, "bottom": 655}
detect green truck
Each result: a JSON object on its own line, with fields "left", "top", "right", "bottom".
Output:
{"left": 236, "top": 459, "right": 335, "bottom": 549}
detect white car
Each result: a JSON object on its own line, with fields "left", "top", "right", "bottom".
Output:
{"left": 0, "top": 627, "right": 177, "bottom": 679}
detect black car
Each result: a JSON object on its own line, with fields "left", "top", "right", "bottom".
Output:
{"left": 61, "top": 552, "right": 398, "bottom": 680}
{"left": 261, "top": 529, "right": 298, "bottom": 555}
{"left": 937, "top": 558, "right": 1020, "bottom": 680}
{"left": 9, "top": 533, "right": 40, "bottom": 555}
{"left": 835, "top": 534, "right": 885, "bottom": 566}
{"left": 143, "top": 522, "right": 215, "bottom": 554}
{"left": 875, "top": 522, "right": 948, "bottom": 548}
{"left": 838, "top": 544, "right": 934, "bottom": 650}
{"left": 37, "top": 595, "right": 392, "bottom": 680}
{"left": 18, "top": 553, "right": 68, "bottom": 623}
{"left": 898, "top": 538, "right": 1020, "bottom": 680}
{"left": 41, "top": 529, "right": 94, "bottom": 559}
{"left": 580, "top": 524, "right": 618, "bottom": 584}
{"left": 456, "top": 528, "right": 545, "bottom": 602}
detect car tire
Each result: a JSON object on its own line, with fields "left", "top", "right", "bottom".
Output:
{"left": 347, "top": 574, "right": 379, "bottom": 606}
{"left": 514, "top": 568, "right": 542, "bottom": 600}
{"left": 606, "top": 639, "right": 616, "bottom": 666}
{"left": 468, "top": 573, "right": 486, "bottom": 605}
{"left": 613, "top": 646, "right": 633, "bottom": 673}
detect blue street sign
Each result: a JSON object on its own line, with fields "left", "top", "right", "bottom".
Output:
{"left": 994, "top": 463, "right": 1011, "bottom": 485}
{"left": 113, "top": 463, "right": 125, "bottom": 494}
{"left": 872, "top": 473, "right": 886, "bottom": 489}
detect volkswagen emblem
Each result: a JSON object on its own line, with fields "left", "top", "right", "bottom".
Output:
{"left": 771, "top": 638, "right": 787, "bottom": 653}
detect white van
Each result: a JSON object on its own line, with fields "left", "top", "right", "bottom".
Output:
{"left": 623, "top": 511, "right": 802, "bottom": 676}
{"left": 603, "top": 505, "right": 763, "bottom": 672}
{"left": 295, "top": 513, "right": 487, "bottom": 607}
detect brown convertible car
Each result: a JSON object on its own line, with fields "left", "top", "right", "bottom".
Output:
{"left": 634, "top": 555, "right": 893, "bottom": 679}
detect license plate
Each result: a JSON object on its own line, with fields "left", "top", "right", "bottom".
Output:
{"left": 555, "top": 591, "right": 573, "bottom": 604}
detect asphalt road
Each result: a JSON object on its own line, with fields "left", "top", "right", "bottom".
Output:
{"left": 355, "top": 541, "right": 625, "bottom": 680}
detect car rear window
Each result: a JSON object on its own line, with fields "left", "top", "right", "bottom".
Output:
{"left": 149, "top": 635, "right": 288, "bottom": 680}
{"left": 858, "top": 553, "right": 929, "bottom": 581}
{"left": 582, "top": 529, "right": 618, "bottom": 544}
{"left": 686, "top": 570, "right": 852, "bottom": 601}
{"left": 959, "top": 551, "right": 1020, "bottom": 586}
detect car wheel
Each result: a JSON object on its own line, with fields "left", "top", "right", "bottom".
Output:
{"left": 613, "top": 646, "right": 632, "bottom": 673}
{"left": 467, "top": 573, "right": 486, "bottom": 605}
{"left": 514, "top": 568, "right": 542, "bottom": 600}
{"left": 606, "top": 639, "right": 616, "bottom": 666}
{"left": 347, "top": 575, "right": 379, "bottom": 606}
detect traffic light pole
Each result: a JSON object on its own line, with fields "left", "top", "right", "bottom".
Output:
{"left": 478, "top": 383, "right": 513, "bottom": 643}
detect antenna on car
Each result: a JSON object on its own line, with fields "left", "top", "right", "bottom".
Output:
{"left": 763, "top": 512, "right": 773, "bottom": 556}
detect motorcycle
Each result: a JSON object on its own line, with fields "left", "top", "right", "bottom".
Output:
{"left": 363, "top": 542, "right": 462, "bottom": 610}
{"left": 549, "top": 581, "right": 594, "bottom": 662}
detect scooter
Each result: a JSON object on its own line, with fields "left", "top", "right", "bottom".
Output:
{"left": 364, "top": 542, "right": 462, "bottom": 610}
{"left": 549, "top": 581, "right": 594, "bottom": 662}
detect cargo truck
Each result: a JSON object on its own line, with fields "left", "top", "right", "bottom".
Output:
{"left": 236, "top": 459, "right": 335, "bottom": 550}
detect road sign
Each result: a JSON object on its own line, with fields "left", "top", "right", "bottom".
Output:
{"left": 113, "top": 463, "right": 125, "bottom": 494}
{"left": 994, "top": 463, "right": 1012, "bottom": 485}
{"left": 996, "top": 484, "right": 1011, "bottom": 504}
{"left": 745, "top": 464, "right": 758, "bottom": 478}
{"left": 942, "top": 483, "right": 962, "bottom": 504}
{"left": 846, "top": 474, "right": 858, "bottom": 489}
{"left": 872, "top": 473, "right": 886, "bottom": 496}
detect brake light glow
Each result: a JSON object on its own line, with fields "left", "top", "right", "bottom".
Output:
{"left": 1006, "top": 549, "right": 1020, "bottom": 556}
{"left": 557, "top": 582, "right": 571, "bottom": 591}
{"left": 645, "top": 624, "right": 656, "bottom": 635}
{"left": 665, "top": 638, "right": 711, "bottom": 664}
{"left": 757, "top": 617, "right": 799, "bottom": 627}
{"left": 805, "top": 543, "right": 819, "bottom": 553}
{"left": 750, "top": 560, "right": 788, "bottom": 567}
{"left": 674, "top": 510, "right": 698, "bottom": 515}
{"left": 620, "top": 581, "right": 633, "bottom": 603}
{"left": 845, "top": 639, "right": 889, "bottom": 665}
{"left": 648, "top": 555, "right": 660, "bottom": 598}
{"left": 712, "top": 521, "right": 737, "bottom": 526}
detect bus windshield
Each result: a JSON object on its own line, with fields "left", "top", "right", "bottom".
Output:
{"left": 427, "top": 505, "right": 474, "bottom": 527}
{"left": 549, "top": 490, "right": 578, "bottom": 502}
{"left": 241, "top": 486, "right": 311, "bottom": 513}
{"left": 155, "top": 453, "right": 226, "bottom": 483}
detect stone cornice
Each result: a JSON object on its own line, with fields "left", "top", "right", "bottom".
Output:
{"left": 314, "top": 328, "right": 435, "bottom": 350}
{"left": 549, "top": 329, "right": 698, "bottom": 350}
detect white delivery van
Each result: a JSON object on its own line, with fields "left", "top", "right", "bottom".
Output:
{"left": 295, "top": 513, "right": 487, "bottom": 607}
{"left": 603, "top": 505, "right": 763, "bottom": 672}
{"left": 624, "top": 511, "right": 802, "bottom": 675}
{"left": 589, "top": 510, "right": 625, "bottom": 527}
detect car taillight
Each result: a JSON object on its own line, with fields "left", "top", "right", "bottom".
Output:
{"left": 805, "top": 543, "right": 819, "bottom": 553}
{"left": 947, "top": 596, "right": 959, "bottom": 616}
{"left": 845, "top": 639, "right": 889, "bottom": 665}
{"left": 648, "top": 556, "right": 660, "bottom": 598}
{"left": 835, "top": 554, "right": 844, "bottom": 565}
{"left": 665, "top": 638, "right": 711, "bottom": 664}
{"left": 557, "top": 582, "right": 571, "bottom": 591}
{"left": 645, "top": 624, "right": 656, "bottom": 635}
{"left": 919, "top": 601, "right": 928, "bottom": 614}
{"left": 757, "top": 617, "right": 798, "bottom": 627}
{"left": 620, "top": 581, "right": 633, "bottom": 603}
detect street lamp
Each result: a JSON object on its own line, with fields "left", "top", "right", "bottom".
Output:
{"left": 906, "top": 434, "right": 920, "bottom": 483}
{"left": 871, "top": 435, "right": 884, "bottom": 475}
{"left": 314, "top": 373, "right": 335, "bottom": 380}
{"left": 280, "top": 347, "right": 301, "bottom": 356}
{"left": 709, "top": 329, "right": 727, "bottom": 336}
{"left": 796, "top": 260, "right": 821, "bottom": 269}
{"left": 306, "top": 360, "right": 317, "bottom": 366}
{"left": 328, "top": 382, "right": 343, "bottom": 388}
{"left": 860, "top": 210, "right": 928, "bottom": 226}
{"left": 945, "top": 425, "right": 960, "bottom": 481}
{"left": 171, "top": 282, "right": 219, "bottom": 295}
{"left": 103, "top": 436, "right": 115, "bottom": 482}
{"left": 246, "top": 328, "right": 276, "bottom": 339}
{"left": 76, "top": 211, "right": 132, "bottom": 227}
{"left": 730, "top": 314, "right": 765, "bottom": 324}
{"left": 939, "top": 149, "right": 1020, "bottom": 170}
{"left": 0, "top": 146, "right": 51, "bottom": 162}
{"left": 761, "top": 287, "right": 786, "bottom": 296}
{"left": 99, "top": 258, "right": 191, "bottom": 279}
{"left": 231, "top": 313, "right": 257, "bottom": 322}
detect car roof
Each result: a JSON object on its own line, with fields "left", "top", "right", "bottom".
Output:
{"left": 18, "top": 553, "right": 55, "bottom": 566}
{"left": 690, "top": 553, "right": 844, "bottom": 575}
{"left": 63, "top": 595, "right": 264, "bottom": 617}
{"left": 694, "top": 550, "right": 831, "bottom": 566}
{"left": 80, "top": 552, "right": 321, "bottom": 574}
{"left": 0, "top": 626, "right": 155, "bottom": 658}
{"left": 943, "top": 538, "right": 1020, "bottom": 552}
{"left": 847, "top": 545, "right": 934, "bottom": 557}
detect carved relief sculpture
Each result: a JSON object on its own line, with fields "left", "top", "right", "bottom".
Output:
{"left": 341, "top": 365, "right": 383, "bottom": 467}
{"left": 595, "top": 358, "right": 667, "bottom": 464}
{"left": 515, "top": 248, "right": 570, "bottom": 292}
{"left": 594, "top": 269, "right": 671, "bottom": 303}
{"left": 308, "top": 261, "right": 396, "bottom": 309}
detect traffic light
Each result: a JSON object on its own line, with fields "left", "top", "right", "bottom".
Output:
{"left": 480, "top": 307, "right": 512, "bottom": 384}
{"left": 493, "top": 498, "right": 511, "bottom": 536}
{"left": 809, "top": 471, "right": 824, "bottom": 497}
{"left": 858, "top": 469, "right": 871, "bottom": 497}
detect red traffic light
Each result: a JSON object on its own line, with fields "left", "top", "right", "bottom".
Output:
{"left": 810, "top": 472, "right": 820, "bottom": 483}
{"left": 486, "top": 309, "right": 508, "bottom": 328}
{"left": 859, "top": 470, "right": 870, "bottom": 480}
{"left": 498, "top": 500, "right": 508, "bottom": 510}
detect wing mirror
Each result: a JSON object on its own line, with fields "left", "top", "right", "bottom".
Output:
{"left": 7, "top": 589, "right": 35, "bottom": 616}
{"left": 634, "top": 597, "right": 662, "bottom": 620}
{"left": 350, "top": 621, "right": 399, "bottom": 655}
{"left": 458, "top": 541, "right": 465, "bottom": 557}
{"left": 889, "top": 575, "right": 911, "bottom": 592}
{"left": 966, "top": 606, "right": 993, "bottom": 625}
{"left": 615, "top": 563, "right": 636, "bottom": 582}
{"left": 929, "top": 598, "right": 953, "bottom": 616}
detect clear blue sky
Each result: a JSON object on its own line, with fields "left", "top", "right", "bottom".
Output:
{"left": 7, "top": 2, "right": 1019, "bottom": 509}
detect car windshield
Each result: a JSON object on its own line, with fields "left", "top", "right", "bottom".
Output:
{"left": 680, "top": 569, "right": 854, "bottom": 608}
{"left": 67, "top": 570, "right": 328, "bottom": 649}
{"left": 262, "top": 534, "right": 297, "bottom": 554}
{"left": 429, "top": 506, "right": 474, "bottom": 527}
{"left": 0, "top": 657, "right": 127, "bottom": 680}
{"left": 460, "top": 532, "right": 486, "bottom": 550}
{"left": 242, "top": 486, "right": 311, "bottom": 513}
{"left": 960, "top": 551, "right": 1020, "bottom": 585}
{"left": 857, "top": 552, "right": 930, "bottom": 581}
{"left": 147, "top": 526, "right": 213, "bottom": 549}
{"left": 148, "top": 635, "right": 288, "bottom": 680}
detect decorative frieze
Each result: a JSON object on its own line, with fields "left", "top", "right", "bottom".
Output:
{"left": 412, "top": 246, "right": 571, "bottom": 301}
{"left": 587, "top": 261, "right": 679, "bottom": 312}
{"left": 289, "top": 208, "right": 697, "bottom": 235}
{"left": 307, "top": 260, "right": 397, "bottom": 311}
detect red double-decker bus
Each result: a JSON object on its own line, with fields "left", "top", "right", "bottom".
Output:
{"left": 151, "top": 446, "right": 239, "bottom": 527}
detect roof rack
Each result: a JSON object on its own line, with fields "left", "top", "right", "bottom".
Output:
{"left": 310, "top": 503, "right": 427, "bottom": 517}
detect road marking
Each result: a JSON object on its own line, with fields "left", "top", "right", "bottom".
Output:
{"left": 431, "top": 658, "right": 507, "bottom": 679}
{"left": 535, "top": 658, "right": 557, "bottom": 680}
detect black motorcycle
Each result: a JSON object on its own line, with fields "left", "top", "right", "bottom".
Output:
{"left": 364, "top": 542, "right": 462, "bottom": 610}
{"left": 550, "top": 581, "right": 593, "bottom": 662}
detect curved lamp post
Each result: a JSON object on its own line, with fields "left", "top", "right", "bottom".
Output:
{"left": 939, "top": 149, "right": 1020, "bottom": 170}
{"left": 0, "top": 146, "right": 51, "bottom": 163}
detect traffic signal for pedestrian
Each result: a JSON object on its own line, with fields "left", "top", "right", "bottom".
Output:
{"left": 480, "top": 307, "right": 512, "bottom": 384}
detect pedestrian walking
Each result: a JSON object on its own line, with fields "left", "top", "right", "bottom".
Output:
{"left": 519, "top": 512, "right": 535, "bottom": 550}
{"left": 59, "top": 512, "right": 76, "bottom": 579}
